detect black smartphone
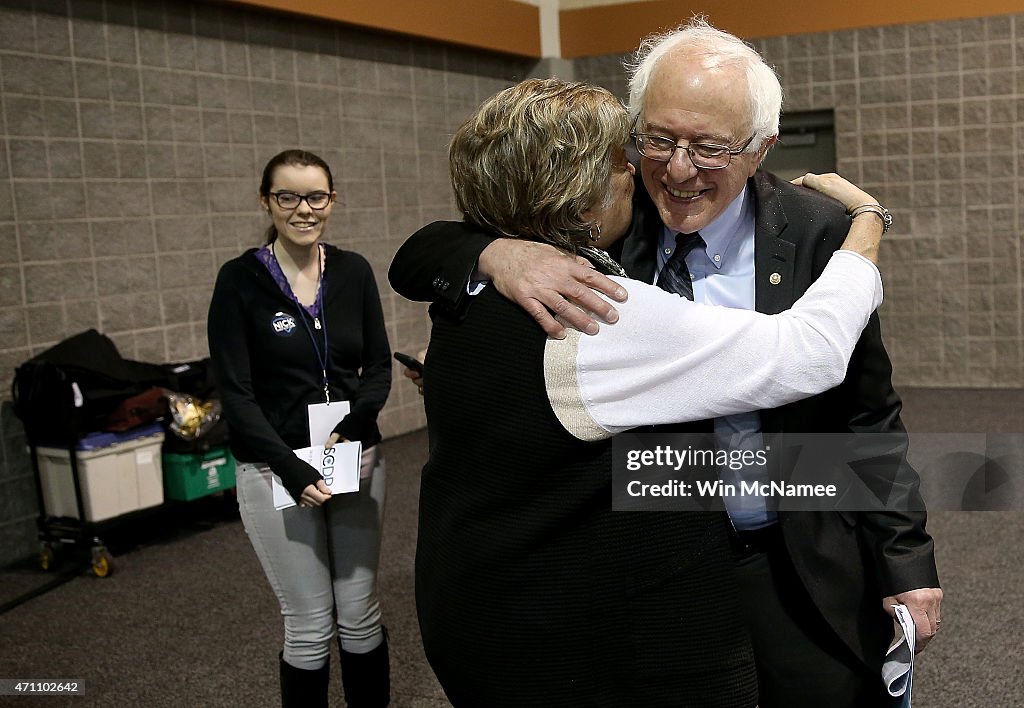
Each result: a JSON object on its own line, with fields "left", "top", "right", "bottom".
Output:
{"left": 393, "top": 351, "right": 424, "bottom": 374}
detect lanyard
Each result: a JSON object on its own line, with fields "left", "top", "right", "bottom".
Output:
{"left": 296, "top": 276, "right": 330, "bottom": 402}
{"left": 273, "top": 243, "right": 331, "bottom": 402}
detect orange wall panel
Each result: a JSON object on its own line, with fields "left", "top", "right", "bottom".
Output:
{"left": 217, "top": 0, "right": 541, "bottom": 57}
{"left": 560, "top": 0, "right": 1024, "bottom": 58}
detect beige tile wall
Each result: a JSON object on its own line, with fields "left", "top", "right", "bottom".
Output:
{"left": 576, "top": 14, "right": 1024, "bottom": 388}
{"left": 0, "top": 0, "right": 532, "bottom": 564}
{"left": 0, "top": 0, "right": 533, "bottom": 441}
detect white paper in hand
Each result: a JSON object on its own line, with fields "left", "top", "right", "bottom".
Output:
{"left": 271, "top": 441, "right": 363, "bottom": 510}
{"left": 883, "top": 604, "right": 916, "bottom": 707}
{"left": 270, "top": 400, "right": 361, "bottom": 510}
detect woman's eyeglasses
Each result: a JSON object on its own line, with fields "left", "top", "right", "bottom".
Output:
{"left": 268, "top": 191, "right": 333, "bottom": 210}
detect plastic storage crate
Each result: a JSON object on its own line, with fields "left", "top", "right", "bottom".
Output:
{"left": 163, "top": 447, "right": 236, "bottom": 501}
{"left": 36, "top": 430, "right": 165, "bottom": 522}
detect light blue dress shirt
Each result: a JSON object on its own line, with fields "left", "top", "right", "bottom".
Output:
{"left": 655, "top": 186, "right": 777, "bottom": 531}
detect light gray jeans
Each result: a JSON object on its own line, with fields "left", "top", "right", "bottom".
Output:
{"left": 236, "top": 448, "right": 386, "bottom": 670}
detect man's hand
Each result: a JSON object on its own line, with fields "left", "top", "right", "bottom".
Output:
{"left": 478, "top": 240, "right": 627, "bottom": 339}
{"left": 883, "top": 587, "right": 943, "bottom": 652}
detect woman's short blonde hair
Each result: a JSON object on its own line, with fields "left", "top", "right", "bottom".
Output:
{"left": 449, "top": 78, "right": 630, "bottom": 251}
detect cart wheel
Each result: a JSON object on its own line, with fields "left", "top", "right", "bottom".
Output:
{"left": 91, "top": 547, "right": 113, "bottom": 578}
{"left": 40, "top": 543, "right": 55, "bottom": 571}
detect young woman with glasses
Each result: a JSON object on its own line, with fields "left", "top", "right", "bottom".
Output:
{"left": 208, "top": 149, "right": 392, "bottom": 707}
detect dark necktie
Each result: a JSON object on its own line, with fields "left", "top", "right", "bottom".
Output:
{"left": 656, "top": 232, "right": 705, "bottom": 301}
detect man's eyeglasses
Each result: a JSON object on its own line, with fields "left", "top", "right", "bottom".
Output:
{"left": 268, "top": 191, "right": 333, "bottom": 210}
{"left": 631, "top": 130, "right": 755, "bottom": 170}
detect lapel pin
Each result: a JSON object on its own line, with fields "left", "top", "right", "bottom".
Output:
{"left": 769, "top": 272, "right": 782, "bottom": 285}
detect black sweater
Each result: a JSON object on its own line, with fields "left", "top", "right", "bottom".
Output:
{"left": 416, "top": 285, "right": 757, "bottom": 707}
{"left": 208, "top": 245, "right": 391, "bottom": 501}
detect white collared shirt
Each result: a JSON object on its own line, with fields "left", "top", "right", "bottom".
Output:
{"left": 654, "top": 186, "right": 774, "bottom": 530}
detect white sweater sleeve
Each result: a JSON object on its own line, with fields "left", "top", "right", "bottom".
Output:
{"left": 544, "top": 250, "right": 883, "bottom": 441}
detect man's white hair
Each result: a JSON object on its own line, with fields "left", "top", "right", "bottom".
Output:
{"left": 625, "top": 16, "right": 783, "bottom": 152}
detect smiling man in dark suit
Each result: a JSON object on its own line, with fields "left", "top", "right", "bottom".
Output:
{"left": 389, "top": 18, "right": 941, "bottom": 707}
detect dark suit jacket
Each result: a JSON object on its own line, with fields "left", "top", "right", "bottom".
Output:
{"left": 388, "top": 170, "right": 940, "bottom": 672}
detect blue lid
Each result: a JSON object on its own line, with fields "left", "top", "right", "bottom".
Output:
{"left": 76, "top": 423, "right": 164, "bottom": 450}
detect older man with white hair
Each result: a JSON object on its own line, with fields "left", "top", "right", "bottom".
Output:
{"left": 390, "top": 18, "right": 941, "bottom": 707}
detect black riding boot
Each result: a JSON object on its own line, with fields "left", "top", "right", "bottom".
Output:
{"left": 338, "top": 632, "right": 390, "bottom": 707}
{"left": 279, "top": 652, "right": 329, "bottom": 708}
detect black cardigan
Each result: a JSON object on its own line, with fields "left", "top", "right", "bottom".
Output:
{"left": 208, "top": 244, "right": 391, "bottom": 501}
{"left": 416, "top": 280, "right": 757, "bottom": 707}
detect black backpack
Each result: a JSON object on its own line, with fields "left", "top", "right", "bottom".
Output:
{"left": 11, "top": 329, "right": 169, "bottom": 446}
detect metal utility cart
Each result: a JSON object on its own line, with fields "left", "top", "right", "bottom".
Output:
{"left": 11, "top": 329, "right": 172, "bottom": 579}
{"left": 29, "top": 423, "right": 166, "bottom": 578}
{"left": 12, "top": 331, "right": 227, "bottom": 582}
